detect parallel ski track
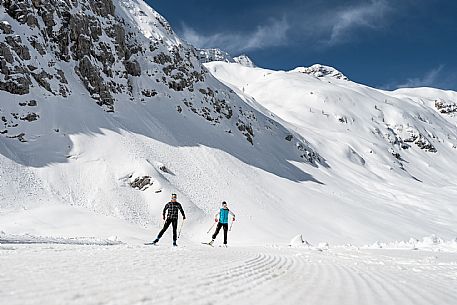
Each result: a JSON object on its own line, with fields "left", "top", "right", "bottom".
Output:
{"left": 1, "top": 245, "right": 456, "bottom": 305}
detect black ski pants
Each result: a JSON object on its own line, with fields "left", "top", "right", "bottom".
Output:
{"left": 157, "top": 218, "right": 178, "bottom": 241}
{"left": 212, "top": 222, "right": 228, "bottom": 244}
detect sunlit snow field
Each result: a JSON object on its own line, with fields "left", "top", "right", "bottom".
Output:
{"left": 2, "top": 242, "right": 457, "bottom": 305}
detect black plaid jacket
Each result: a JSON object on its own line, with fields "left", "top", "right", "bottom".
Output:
{"left": 163, "top": 201, "right": 186, "bottom": 219}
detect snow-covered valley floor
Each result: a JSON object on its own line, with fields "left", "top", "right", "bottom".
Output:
{"left": 2, "top": 243, "right": 457, "bottom": 305}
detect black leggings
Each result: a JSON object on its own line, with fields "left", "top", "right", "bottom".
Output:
{"left": 157, "top": 218, "right": 178, "bottom": 241}
{"left": 212, "top": 223, "right": 228, "bottom": 244}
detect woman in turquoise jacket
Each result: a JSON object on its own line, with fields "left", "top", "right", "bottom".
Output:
{"left": 208, "top": 201, "right": 235, "bottom": 246}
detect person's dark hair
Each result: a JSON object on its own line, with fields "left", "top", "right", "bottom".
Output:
{"left": 222, "top": 201, "right": 227, "bottom": 205}
{"left": 172, "top": 193, "right": 177, "bottom": 197}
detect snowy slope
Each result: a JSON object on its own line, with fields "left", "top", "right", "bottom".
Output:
{"left": 0, "top": 0, "right": 456, "bottom": 247}
{"left": 205, "top": 61, "right": 457, "bottom": 242}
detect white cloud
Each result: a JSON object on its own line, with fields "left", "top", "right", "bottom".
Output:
{"left": 180, "top": 18, "right": 289, "bottom": 53}
{"left": 397, "top": 65, "right": 444, "bottom": 88}
{"left": 327, "top": 0, "right": 391, "bottom": 45}
{"left": 179, "top": 1, "right": 393, "bottom": 53}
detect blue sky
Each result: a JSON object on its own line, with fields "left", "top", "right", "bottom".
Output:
{"left": 149, "top": 0, "right": 457, "bottom": 91}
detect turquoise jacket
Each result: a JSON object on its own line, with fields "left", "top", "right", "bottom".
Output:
{"left": 217, "top": 208, "right": 235, "bottom": 224}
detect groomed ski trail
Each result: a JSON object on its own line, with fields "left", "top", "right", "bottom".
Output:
{"left": 1, "top": 244, "right": 457, "bottom": 305}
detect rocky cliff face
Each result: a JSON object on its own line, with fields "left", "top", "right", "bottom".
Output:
{"left": 196, "top": 48, "right": 234, "bottom": 64}
{"left": 1, "top": 0, "right": 124, "bottom": 109}
{"left": 196, "top": 48, "right": 256, "bottom": 68}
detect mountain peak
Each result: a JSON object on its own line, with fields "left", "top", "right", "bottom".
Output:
{"left": 292, "top": 64, "right": 349, "bottom": 81}
{"left": 233, "top": 54, "right": 256, "bottom": 68}
{"left": 196, "top": 48, "right": 234, "bottom": 64}
{"left": 196, "top": 48, "right": 256, "bottom": 67}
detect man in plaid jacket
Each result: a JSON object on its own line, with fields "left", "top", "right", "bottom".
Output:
{"left": 152, "top": 193, "right": 186, "bottom": 246}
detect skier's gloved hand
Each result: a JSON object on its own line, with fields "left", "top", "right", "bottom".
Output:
{"left": 232, "top": 217, "right": 235, "bottom": 221}
{"left": 214, "top": 218, "right": 218, "bottom": 222}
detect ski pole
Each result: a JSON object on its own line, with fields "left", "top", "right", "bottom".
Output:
{"left": 206, "top": 222, "right": 216, "bottom": 234}
{"left": 178, "top": 218, "right": 185, "bottom": 239}
{"left": 229, "top": 219, "right": 234, "bottom": 231}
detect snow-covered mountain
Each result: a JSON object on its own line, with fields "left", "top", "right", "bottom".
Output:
{"left": 292, "top": 64, "right": 348, "bottom": 80}
{"left": 0, "top": 0, "right": 321, "bottom": 244}
{"left": 1, "top": 0, "right": 456, "bottom": 245}
{"left": 206, "top": 61, "right": 457, "bottom": 241}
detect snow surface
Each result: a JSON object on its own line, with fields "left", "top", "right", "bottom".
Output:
{"left": 1, "top": 244, "right": 457, "bottom": 305}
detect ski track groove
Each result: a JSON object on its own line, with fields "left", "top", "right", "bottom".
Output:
{"left": 350, "top": 255, "right": 457, "bottom": 305}
{"left": 366, "top": 265, "right": 431, "bottom": 305}
{"left": 347, "top": 253, "right": 434, "bottom": 305}
{"left": 301, "top": 256, "right": 332, "bottom": 305}
{"left": 1, "top": 245, "right": 457, "bottom": 305}
{"left": 350, "top": 264, "right": 407, "bottom": 305}
{"left": 339, "top": 263, "right": 366, "bottom": 305}
{"left": 160, "top": 252, "right": 289, "bottom": 304}
{"left": 334, "top": 253, "right": 405, "bottom": 305}
{"left": 393, "top": 268, "right": 457, "bottom": 304}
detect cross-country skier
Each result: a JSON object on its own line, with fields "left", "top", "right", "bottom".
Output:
{"left": 152, "top": 193, "right": 186, "bottom": 246}
{"left": 208, "top": 201, "right": 235, "bottom": 247}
